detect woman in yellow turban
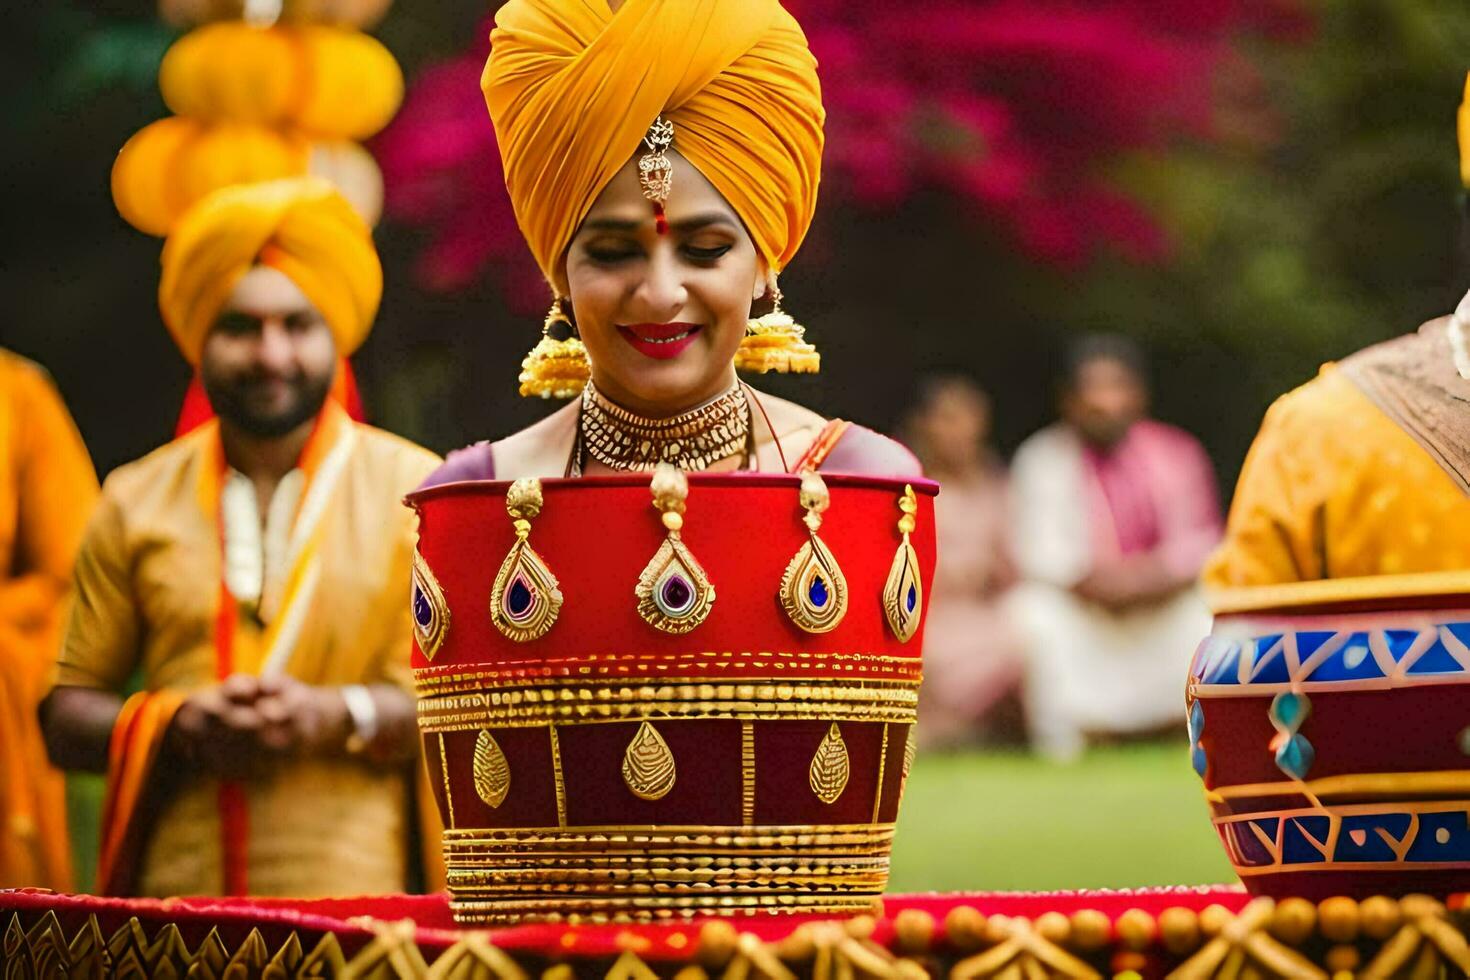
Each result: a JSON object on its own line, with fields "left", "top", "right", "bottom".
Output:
{"left": 427, "top": 0, "right": 919, "bottom": 482}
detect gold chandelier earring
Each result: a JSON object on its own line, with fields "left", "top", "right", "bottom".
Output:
{"left": 518, "top": 297, "right": 590, "bottom": 399}
{"left": 735, "top": 277, "right": 820, "bottom": 375}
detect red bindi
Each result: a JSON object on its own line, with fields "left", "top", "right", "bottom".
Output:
{"left": 652, "top": 202, "right": 669, "bottom": 236}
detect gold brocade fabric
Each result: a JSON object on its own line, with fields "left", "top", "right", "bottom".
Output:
{"left": 0, "top": 351, "right": 98, "bottom": 890}
{"left": 53, "top": 418, "right": 440, "bottom": 897}
{"left": 1204, "top": 354, "right": 1470, "bottom": 597}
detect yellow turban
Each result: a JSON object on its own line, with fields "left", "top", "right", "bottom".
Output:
{"left": 158, "top": 177, "right": 382, "bottom": 363}
{"left": 481, "top": 0, "right": 824, "bottom": 287}
{"left": 1459, "top": 71, "right": 1469, "bottom": 189}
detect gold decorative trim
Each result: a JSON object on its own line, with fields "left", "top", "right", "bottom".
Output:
{"left": 741, "top": 722, "right": 756, "bottom": 826}
{"left": 872, "top": 722, "right": 889, "bottom": 823}
{"left": 1206, "top": 569, "right": 1470, "bottom": 615}
{"left": 441, "top": 823, "right": 895, "bottom": 849}
{"left": 437, "top": 732, "right": 456, "bottom": 829}
{"left": 449, "top": 893, "right": 883, "bottom": 926}
{"left": 418, "top": 682, "right": 919, "bottom": 732}
{"left": 472, "top": 730, "right": 510, "bottom": 809}
{"left": 1205, "top": 769, "right": 1470, "bottom": 804}
{"left": 810, "top": 722, "right": 851, "bottom": 804}
{"left": 410, "top": 550, "right": 450, "bottom": 660}
{"left": 622, "top": 721, "right": 677, "bottom": 801}
{"left": 489, "top": 479, "right": 564, "bottom": 643}
{"left": 548, "top": 724, "right": 567, "bottom": 828}
{"left": 414, "top": 650, "right": 923, "bottom": 694}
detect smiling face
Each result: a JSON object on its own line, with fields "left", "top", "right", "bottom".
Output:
{"left": 560, "top": 151, "right": 765, "bottom": 417}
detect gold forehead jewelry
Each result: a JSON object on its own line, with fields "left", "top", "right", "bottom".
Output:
{"left": 779, "top": 470, "right": 849, "bottom": 634}
{"left": 639, "top": 115, "right": 674, "bottom": 234}
{"left": 882, "top": 485, "right": 924, "bottom": 643}
{"left": 635, "top": 463, "right": 716, "bottom": 634}
{"left": 580, "top": 380, "right": 750, "bottom": 472}
{"left": 489, "top": 478, "right": 564, "bottom": 642}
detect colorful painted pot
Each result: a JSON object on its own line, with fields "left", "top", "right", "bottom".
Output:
{"left": 1188, "top": 581, "right": 1470, "bottom": 899}
{"left": 406, "top": 473, "right": 936, "bottom": 924}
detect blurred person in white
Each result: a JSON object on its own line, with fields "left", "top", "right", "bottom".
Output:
{"left": 905, "top": 376, "right": 1023, "bottom": 750}
{"left": 1009, "top": 336, "right": 1221, "bottom": 761}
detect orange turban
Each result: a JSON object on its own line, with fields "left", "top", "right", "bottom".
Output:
{"left": 158, "top": 176, "right": 382, "bottom": 363}
{"left": 481, "top": 0, "right": 824, "bottom": 286}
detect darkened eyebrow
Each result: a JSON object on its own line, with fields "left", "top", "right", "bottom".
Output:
{"left": 580, "top": 212, "right": 738, "bottom": 234}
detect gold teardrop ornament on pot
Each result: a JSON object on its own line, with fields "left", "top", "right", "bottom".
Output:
{"left": 473, "top": 731, "right": 511, "bottom": 809}
{"left": 882, "top": 485, "right": 924, "bottom": 643}
{"left": 779, "top": 470, "right": 848, "bottom": 634}
{"left": 490, "top": 479, "right": 563, "bottom": 643}
{"left": 809, "top": 722, "right": 851, "bottom": 804}
{"left": 622, "top": 721, "right": 677, "bottom": 801}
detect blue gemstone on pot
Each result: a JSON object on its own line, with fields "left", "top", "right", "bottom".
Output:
{"left": 809, "top": 575, "right": 829, "bottom": 608}
{"left": 661, "top": 575, "right": 693, "bottom": 612}
{"left": 413, "top": 585, "right": 434, "bottom": 628}
{"left": 1275, "top": 734, "right": 1315, "bottom": 781}
{"left": 1270, "top": 691, "right": 1309, "bottom": 730}
{"left": 507, "top": 578, "right": 534, "bottom": 618}
{"left": 905, "top": 582, "right": 918, "bottom": 613}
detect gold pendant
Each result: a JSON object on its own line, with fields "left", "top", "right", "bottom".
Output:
{"left": 489, "top": 479, "right": 563, "bottom": 642}
{"left": 411, "top": 550, "right": 450, "bottom": 660}
{"left": 635, "top": 465, "right": 715, "bottom": 633}
{"left": 882, "top": 485, "right": 924, "bottom": 643}
{"left": 779, "top": 470, "right": 848, "bottom": 634}
{"left": 473, "top": 730, "right": 510, "bottom": 808}
{"left": 622, "top": 721, "right": 677, "bottom": 801}
{"left": 809, "top": 722, "right": 851, "bottom": 804}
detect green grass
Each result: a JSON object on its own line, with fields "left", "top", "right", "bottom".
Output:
{"left": 886, "top": 741, "right": 1235, "bottom": 892}
{"left": 65, "top": 741, "right": 1235, "bottom": 895}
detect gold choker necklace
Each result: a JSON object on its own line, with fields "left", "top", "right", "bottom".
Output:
{"left": 579, "top": 381, "right": 751, "bottom": 472}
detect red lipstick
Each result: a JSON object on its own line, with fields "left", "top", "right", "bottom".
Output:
{"left": 616, "top": 322, "right": 702, "bottom": 360}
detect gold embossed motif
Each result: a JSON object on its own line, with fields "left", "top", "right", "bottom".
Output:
{"left": 622, "top": 721, "right": 677, "bottom": 801}
{"left": 780, "top": 470, "right": 849, "bottom": 634}
{"left": 810, "top": 722, "right": 851, "bottom": 804}
{"left": 636, "top": 465, "right": 715, "bottom": 633}
{"left": 490, "top": 479, "right": 563, "bottom": 643}
{"left": 410, "top": 550, "right": 450, "bottom": 660}
{"left": 882, "top": 485, "right": 924, "bottom": 643}
{"left": 472, "top": 730, "right": 510, "bottom": 809}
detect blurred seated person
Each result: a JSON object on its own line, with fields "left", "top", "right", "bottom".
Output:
{"left": 1205, "top": 88, "right": 1470, "bottom": 592}
{"left": 41, "top": 178, "right": 442, "bottom": 897}
{"left": 1009, "top": 336, "right": 1221, "bottom": 760}
{"left": 0, "top": 351, "right": 98, "bottom": 889}
{"left": 904, "top": 376, "right": 1023, "bottom": 749}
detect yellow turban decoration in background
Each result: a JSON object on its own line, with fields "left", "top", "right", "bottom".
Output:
{"left": 1459, "top": 71, "right": 1469, "bottom": 189}
{"left": 481, "top": 0, "right": 825, "bottom": 287}
{"left": 158, "top": 177, "right": 382, "bottom": 363}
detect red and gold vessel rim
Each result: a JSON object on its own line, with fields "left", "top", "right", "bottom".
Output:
{"left": 405, "top": 471, "right": 941, "bottom": 508}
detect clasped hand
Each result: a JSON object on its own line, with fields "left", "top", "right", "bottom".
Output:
{"left": 166, "top": 673, "right": 349, "bottom": 778}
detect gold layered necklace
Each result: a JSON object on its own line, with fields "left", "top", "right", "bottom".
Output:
{"left": 577, "top": 380, "right": 753, "bottom": 473}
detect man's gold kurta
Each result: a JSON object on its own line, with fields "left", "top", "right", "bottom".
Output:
{"left": 0, "top": 350, "right": 98, "bottom": 889}
{"left": 55, "top": 405, "right": 439, "bottom": 897}
{"left": 1204, "top": 353, "right": 1470, "bottom": 597}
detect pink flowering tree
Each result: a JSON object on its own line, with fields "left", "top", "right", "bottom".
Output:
{"left": 373, "top": 0, "right": 1307, "bottom": 310}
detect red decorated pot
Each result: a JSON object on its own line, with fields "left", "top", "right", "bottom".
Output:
{"left": 406, "top": 472, "right": 936, "bottom": 924}
{"left": 1188, "top": 578, "right": 1470, "bottom": 899}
